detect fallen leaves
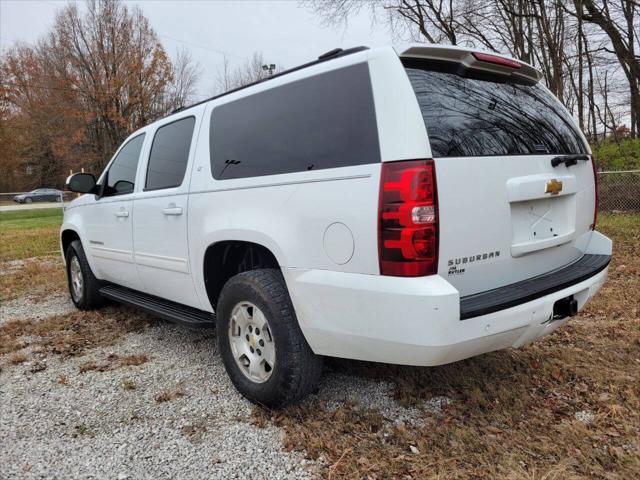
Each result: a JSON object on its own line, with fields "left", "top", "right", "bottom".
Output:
{"left": 251, "top": 214, "right": 640, "bottom": 479}
{"left": 79, "top": 354, "right": 149, "bottom": 373}
{"left": 154, "top": 384, "right": 186, "bottom": 403}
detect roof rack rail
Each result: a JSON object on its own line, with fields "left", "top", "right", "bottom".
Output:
{"left": 318, "top": 48, "right": 343, "bottom": 59}
{"left": 162, "top": 45, "right": 369, "bottom": 118}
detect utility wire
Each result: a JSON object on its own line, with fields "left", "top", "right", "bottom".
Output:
{"left": 158, "top": 33, "right": 243, "bottom": 60}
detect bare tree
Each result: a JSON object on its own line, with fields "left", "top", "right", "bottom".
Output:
{"left": 574, "top": 0, "right": 639, "bottom": 137}
{"left": 309, "top": 0, "right": 467, "bottom": 44}
{"left": 166, "top": 48, "right": 201, "bottom": 111}
{"left": 215, "top": 54, "right": 234, "bottom": 95}
{"left": 306, "top": 0, "right": 636, "bottom": 140}
{"left": 214, "top": 52, "right": 277, "bottom": 94}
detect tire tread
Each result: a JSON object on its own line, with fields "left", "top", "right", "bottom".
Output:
{"left": 66, "top": 239, "right": 103, "bottom": 310}
{"left": 217, "top": 269, "right": 322, "bottom": 408}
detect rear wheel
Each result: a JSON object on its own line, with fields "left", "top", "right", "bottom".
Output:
{"left": 216, "top": 269, "right": 323, "bottom": 408}
{"left": 65, "top": 240, "right": 103, "bottom": 310}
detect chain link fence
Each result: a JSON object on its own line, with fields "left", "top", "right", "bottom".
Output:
{"left": 1, "top": 171, "right": 638, "bottom": 212}
{"left": 598, "top": 170, "right": 640, "bottom": 212}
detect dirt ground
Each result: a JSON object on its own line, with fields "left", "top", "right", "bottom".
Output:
{"left": 1, "top": 213, "right": 638, "bottom": 479}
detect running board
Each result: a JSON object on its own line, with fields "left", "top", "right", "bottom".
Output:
{"left": 99, "top": 284, "right": 215, "bottom": 328}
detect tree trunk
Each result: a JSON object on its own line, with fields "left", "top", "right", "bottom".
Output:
{"left": 581, "top": 0, "right": 639, "bottom": 137}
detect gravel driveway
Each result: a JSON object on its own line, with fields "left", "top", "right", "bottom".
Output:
{"left": 1, "top": 290, "right": 450, "bottom": 479}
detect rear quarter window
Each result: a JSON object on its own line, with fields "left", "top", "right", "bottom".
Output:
{"left": 209, "top": 63, "right": 380, "bottom": 180}
{"left": 403, "top": 59, "right": 588, "bottom": 158}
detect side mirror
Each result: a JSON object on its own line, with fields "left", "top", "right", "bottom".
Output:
{"left": 66, "top": 173, "right": 97, "bottom": 194}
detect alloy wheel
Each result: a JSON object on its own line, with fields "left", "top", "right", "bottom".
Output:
{"left": 228, "top": 302, "right": 275, "bottom": 383}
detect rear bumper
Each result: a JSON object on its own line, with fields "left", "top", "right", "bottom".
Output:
{"left": 460, "top": 253, "right": 610, "bottom": 319}
{"left": 284, "top": 231, "right": 612, "bottom": 367}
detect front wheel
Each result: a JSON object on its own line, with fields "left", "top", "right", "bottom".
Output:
{"left": 216, "top": 269, "right": 323, "bottom": 408}
{"left": 65, "top": 240, "right": 103, "bottom": 310}
{"left": 25, "top": 197, "right": 32, "bottom": 204}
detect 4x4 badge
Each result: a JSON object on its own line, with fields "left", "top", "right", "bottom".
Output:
{"left": 545, "top": 179, "right": 563, "bottom": 195}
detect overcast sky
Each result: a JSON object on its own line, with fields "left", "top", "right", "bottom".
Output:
{"left": 0, "top": 0, "right": 394, "bottom": 100}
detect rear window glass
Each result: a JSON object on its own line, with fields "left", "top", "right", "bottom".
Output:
{"left": 209, "top": 63, "right": 380, "bottom": 180}
{"left": 145, "top": 117, "right": 195, "bottom": 190}
{"left": 404, "top": 59, "right": 588, "bottom": 157}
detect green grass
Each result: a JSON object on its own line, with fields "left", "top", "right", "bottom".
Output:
{"left": 597, "top": 210, "right": 640, "bottom": 233}
{"left": 0, "top": 208, "right": 63, "bottom": 260}
{"left": 0, "top": 208, "right": 636, "bottom": 262}
{"left": 0, "top": 208, "right": 63, "bottom": 231}
{"left": 592, "top": 137, "right": 640, "bottom": 171}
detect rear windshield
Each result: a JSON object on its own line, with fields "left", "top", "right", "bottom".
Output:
{"left": 404, "top": 59, "right": 588, "bottom": 158}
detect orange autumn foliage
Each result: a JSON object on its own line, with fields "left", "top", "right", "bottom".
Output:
{"left": 0, "top": 0, "right": 197, "bottom": 191}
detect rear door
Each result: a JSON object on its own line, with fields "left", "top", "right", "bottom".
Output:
{"left": 132, "top": 113, "right": 202, "bottom": 308}
{"left": 403, "top": 56, "right": 596, "bottom": 296}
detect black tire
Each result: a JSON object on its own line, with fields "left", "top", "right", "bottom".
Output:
{"left": 25, "top": 197, "right": 32, "bottom": 204}
{"left": 65, "top": 239, "right": 103, "bottom": 310}
{"left": 216, "top": 269, "right": 323, "bottom": 408}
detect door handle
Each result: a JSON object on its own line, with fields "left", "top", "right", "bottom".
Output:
{"left": 162, "top": 206, "right": 183, "bottom": 216}
{"left": 114, "top": 210, "right": 129, "bottom": 218}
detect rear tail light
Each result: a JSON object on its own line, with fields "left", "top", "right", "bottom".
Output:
{"left": 591, "top": 156, "right": 599, "bottom": 230}
{"left": 378, "top": 159, "right": 438, "bottom": 276}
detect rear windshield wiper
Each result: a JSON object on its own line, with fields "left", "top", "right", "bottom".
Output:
{"left": 551, "top": 154, "right": 590, "bottom": 168}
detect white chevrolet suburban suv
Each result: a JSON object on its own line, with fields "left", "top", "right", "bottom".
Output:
{"left": 61, "top": 45, "right": 612, "bottom": 407}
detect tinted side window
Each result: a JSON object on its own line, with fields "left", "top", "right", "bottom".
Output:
{"left": 103, "top": 134, "right": 145, "bottom": 197}
{"left": 145, "top": 117, "right": 196, "bottom": 190}
{"left": 404, "top": 59, "right": 588, "bottom": 157}
{"left": 210, "top": 63, "right": 379, "bottom": 180}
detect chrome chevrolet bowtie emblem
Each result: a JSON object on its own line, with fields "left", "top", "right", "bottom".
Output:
{"left": 545, "top": 179, "right": 563, "bottom": 195}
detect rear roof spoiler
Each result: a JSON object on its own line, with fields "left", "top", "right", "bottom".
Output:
{"left": 396, "top": 44, "right": 543, "bottom": 83}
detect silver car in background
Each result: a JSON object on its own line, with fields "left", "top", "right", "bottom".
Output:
{"left": 13, "top": 188, "right": 64, "bottom": 204}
